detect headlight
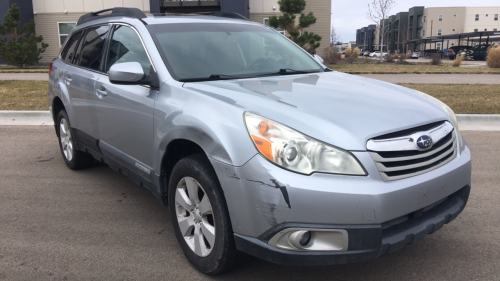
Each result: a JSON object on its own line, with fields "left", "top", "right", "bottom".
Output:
{"left": 244, "top": 112, "right": 366, "bottom": 175}
{"left": 417, "top": 91, "right": 459, "bottom": 130}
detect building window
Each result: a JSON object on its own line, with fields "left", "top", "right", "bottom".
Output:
{"left": 437, "top": 43, "right": 441, "bottom": 50}
{"left": 475, "top": 14, "right": 479, "bottom": 21}
{"left": 422, "top": 30, "right": 425, "bottom": 36}
{"left": 439, "top": 15, "right": 443, "bottom": 22}
{"left": 58, "top": 22, "right": 76, "bottom": 46}
{"left": 454, "top": 14, "right": 457, "bottom": 17}
{"left": 494, "top": 28, "right": 498, "bottom": 31}
{"left": 423, "top": 16, "right": 426, "bottom": 22}
{"left": 474, "top": 29, "right": 478, "bottom": 32}
{"left": 452, "top": 28, "right": 455, "bottom": 32}
{"left": 495, "top": 14, "right": 498, "bottom": 21}
{"left": 451, "top": 43, "right": 455, "bottom": 46}
{"left": 485, "top": 29, "right": 487, "bottom": 31}
{"left": 486, "top": 14, "right": 488, "bottom": 17}
{"left": 438, "top": 29, "right": 442, "bottom": 36}
{"left": 263, "top": 18, "right": 285, "bottom": 35}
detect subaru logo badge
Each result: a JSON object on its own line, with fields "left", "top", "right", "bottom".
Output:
{"left": 416, "top": 135, "right": 433, "bottom": 150}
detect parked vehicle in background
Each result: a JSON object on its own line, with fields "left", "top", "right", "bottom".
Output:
{"left": 363, "top": 51, "right": 371, "bottom": 56}
{"left": 48, "top": 7, "right": 472, "bottom": 275}
{"left": 447, "top": 46, "right": 472, "bottom": 60}
{"left": 410, "top": 51, "right": 421, "bottom": 59}
{"left": 370, "top": 51, "right": 388, "bottom": 58}
{"left": 464, "top": 44, "right": 491, "bottom": 61}
{"left": 423, "top": 49, "right": 444, "bottom": 59}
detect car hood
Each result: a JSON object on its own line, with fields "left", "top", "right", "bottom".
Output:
{"left": 183, "top": 71, "right": 450, "bottom": 151}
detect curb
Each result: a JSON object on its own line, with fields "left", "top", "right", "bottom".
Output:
{"left": 1, "top": 111, "right": 499, "bottom": 131}
{"left": 456, "top": 114, "right": 500, "bottom": 131}
{"left": 0, "top": 111, "right": 53, "bottom": 125}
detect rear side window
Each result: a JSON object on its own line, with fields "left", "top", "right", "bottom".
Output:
{"left": 105, "top": 25, "right": 151, "bottom": 75}
{"left": 77, "top": 25, "right": 110, "bottom": 71}
{"left": 61, "top": 30, "right": 82, "bottom": 64}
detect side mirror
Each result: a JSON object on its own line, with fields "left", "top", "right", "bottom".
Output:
{"left": 313, "top": 54, "right": 324, "bottom": 64}
{"left": 109, "top": 62, "right": 148, "bottom": 85}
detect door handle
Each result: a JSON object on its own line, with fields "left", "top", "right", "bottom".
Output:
{"left": 96, "top": 85, "right": 108, "bottom": 98}
{"left": 65, "top": 74, "right": 72, "bottom": 82}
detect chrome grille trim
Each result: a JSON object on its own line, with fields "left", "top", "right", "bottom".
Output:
{"left": 367, "top": 122, "right": 454, "bottom": 152}
{"left": 367, "top": 121, "right": 457, "bottom": 181}
{"left": 375, "top": 140, "right": 456, "bottom": 172}
{"left": 379, "top": 149, "right": 457, "bottom": 181}
{"left": 370, "top": 133, "right": 456, "bottom": 162}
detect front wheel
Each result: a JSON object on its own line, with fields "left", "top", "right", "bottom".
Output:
{"left": 168, "top": 155, "right": 242, "bottom": 275}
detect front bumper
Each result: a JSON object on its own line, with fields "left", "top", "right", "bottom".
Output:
{"left": 234, "top": 185, "right": 470, "bottom": 266}
{"left": 209, "top": 139, "right": 471, "bottom": 265}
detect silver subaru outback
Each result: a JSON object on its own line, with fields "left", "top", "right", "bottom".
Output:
{"left": 48, "top": 8, "right": 471, "bottom": 275}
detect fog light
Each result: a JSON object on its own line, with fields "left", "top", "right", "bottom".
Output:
{"left": 299, "top": 231, "right": 311, "bottom": 246}
{"left": 268, "top": 228, "right": 348, "bottom": 251}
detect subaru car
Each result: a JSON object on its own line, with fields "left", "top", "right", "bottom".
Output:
{"left": 48, "top": 8, "right": 471, "bottom": 275}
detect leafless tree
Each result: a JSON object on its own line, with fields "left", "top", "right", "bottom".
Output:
{"left": 367, "top": 0, "right": 396, "bottom": 61}
{"left": 330, "top": 25, "right": 341, "bottom": 46}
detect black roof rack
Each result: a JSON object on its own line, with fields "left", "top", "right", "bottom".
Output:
{"left": 195, "top": 11, "right": 249, "bottom": 21}
{"left": 77, "top": 7, "right": 147, "bottom": 25}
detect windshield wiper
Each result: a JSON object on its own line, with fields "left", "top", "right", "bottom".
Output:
{"left": 277, "top": 68, "right": 315, "bottom": 75}
{"left": 178, "top": 74, "right": 242, "bottom": 82}
{"left": 208, "top": 74, "right": 241, "bottom": 80}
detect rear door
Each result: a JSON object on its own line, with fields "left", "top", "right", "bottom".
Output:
{"left": 64, "top": 25, "right": 110, "bottom": 149}
{"left": 94, "top": 24, "right": 158, "bottom": 181}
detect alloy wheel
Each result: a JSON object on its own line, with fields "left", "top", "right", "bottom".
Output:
{"left": 59, "top": 118, "right": 73, "bottom": 161}
{"left": 175, "top": 177, "right": 216, "bottom": 257}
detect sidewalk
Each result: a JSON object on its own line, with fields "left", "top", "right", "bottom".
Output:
{"left": 0, "top": 73, "right": 48, "bottom": 81}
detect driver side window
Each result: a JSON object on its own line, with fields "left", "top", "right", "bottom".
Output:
{"left": 106, "top": 25, "right": 151, "bottom": 75}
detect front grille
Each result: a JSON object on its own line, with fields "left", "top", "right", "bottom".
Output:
{"left": 367, "top": 122, "right": 457, "bottom": 181}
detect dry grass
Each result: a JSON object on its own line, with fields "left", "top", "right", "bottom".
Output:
{"left": 323, "top": 46, "right": 341, "bottom": 64}
{"left": 430, "top": 54, "right": 442, "bottom": 65}
{"left": 352, "top": 47, "right": 359, "bottom": 59}
{"left": 345, "top": 47, "right": 351, "bottom": 58}
{"left": 385, "top": 54, "right": 395, "bottom": 63}
{"left": 0, "top": 81, "right": 49, "bottom": 110}
{"left": 452, "top": 55, "right": 464, "bottom": 67}
{"left": 399, "top": 84, "right": 500, "bottom": 114}
{"left": 486, "top": 46, "right": 500, "bottom": 68}
{"left": 398, "top": 53, "right": 408, "bottom": 63}
{"left": 327, "top": 63, "right": 500, "bottom": 74}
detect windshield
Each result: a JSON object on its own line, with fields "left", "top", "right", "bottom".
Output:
{"left": 147, "top": 22, "right": 323, "bottom": 81}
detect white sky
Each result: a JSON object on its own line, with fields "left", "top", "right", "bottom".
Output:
{"left": 331, "top": 0, "right": 500, "bottom": 42}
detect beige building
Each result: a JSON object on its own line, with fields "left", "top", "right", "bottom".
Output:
{"left": 249, "top": 0, "right": 331, "bottom": 53}
{"left": 33, "top": 0, "right": 150, "bottom": 63}
{"left": 420, "top": 7, "right": 500, "bottom": 50}
{"left": 32, "top": 0, "right": 331, "bottom": 63}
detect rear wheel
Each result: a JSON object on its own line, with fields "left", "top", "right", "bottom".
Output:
{"left": 168, "top": 155, "right": 242, "bottom": 275}
{"left": 56, "top": 110, "right": 94, "bottom": 170}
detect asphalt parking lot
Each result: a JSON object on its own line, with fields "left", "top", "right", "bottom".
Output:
{"left": 0, "top": 126, "right": 499, "bottom": 280}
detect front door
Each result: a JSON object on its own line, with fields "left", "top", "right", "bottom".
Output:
{"left": 94, "top": 24, "right": 158, "bottom": 181}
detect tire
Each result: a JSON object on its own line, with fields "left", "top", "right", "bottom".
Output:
{"left": 168, "top": 155, "right": 242, "bottom": 275}
{"left": 56, "top": 110, "right": 94, "bottom": 170}
{"left": 449, "top": 56, "right": 455, "bottom": 60}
